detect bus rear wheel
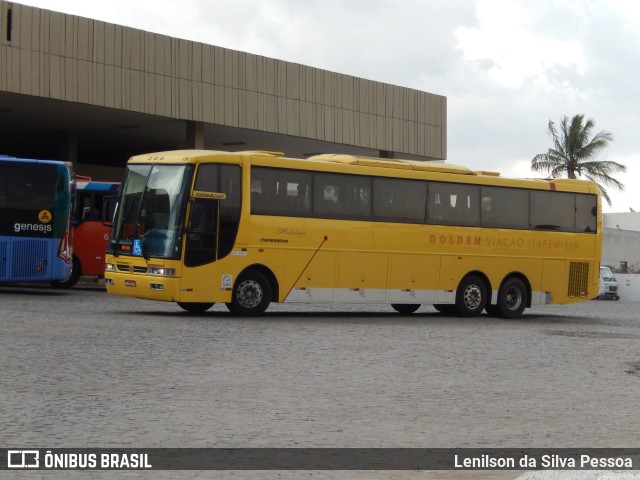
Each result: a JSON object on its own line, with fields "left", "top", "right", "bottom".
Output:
{"left": 226, "top": 271, "right": 272, "bottom": 316}
{"left": 455, "top": 275, "right": 487, "bottom": 317}
{"left": 391, "top": 304, "right": 420, "bottom": 314}
{"left": 496, "top": 277, "right": 527, "bottom": 319}
{"left": 177, "top": 302, "right": 214, "bottom": 313}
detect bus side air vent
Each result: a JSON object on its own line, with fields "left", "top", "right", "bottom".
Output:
{"left": 0, "top": 241, "right": 7, "bottom": 280}
{"left": 568, "top": 261, "right": 590, "bottom": 297}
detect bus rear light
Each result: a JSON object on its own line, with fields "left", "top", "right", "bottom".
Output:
{"left": 57, "top": 231, "right": 72, "bottom": 263}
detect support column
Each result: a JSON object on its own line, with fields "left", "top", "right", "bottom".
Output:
{"left": 186, "top": 121, "right": 205, "bottom": 149}
{"left": 64, "top": 130, "right": 78, "bottom": 167}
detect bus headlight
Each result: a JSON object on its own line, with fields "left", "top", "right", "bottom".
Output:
{"left": 105, "top": 263, "right": 116, "bottom": 272}
{"left": 148, "top": 266, "right": 177, "bottom": 277}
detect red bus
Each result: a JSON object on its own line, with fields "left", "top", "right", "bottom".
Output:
{"left": 51, "top": 176, "right": 119, "bottom": 287}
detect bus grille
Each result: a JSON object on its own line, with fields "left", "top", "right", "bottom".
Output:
{"left": 568, "top": 261, "right": 589, "bottom": 297}
{"left": 12, "top": 239, "right": 48, "bottom": 279}
{"left": 0, "top": 241, "right": 7, "bottom": 280}
{"left": 117, "top": 264, "right": 148, "bottom": 274}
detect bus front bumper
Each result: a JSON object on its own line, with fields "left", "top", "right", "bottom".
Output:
{"left": 105, "top": 273, "right": 181, "bottom": 301}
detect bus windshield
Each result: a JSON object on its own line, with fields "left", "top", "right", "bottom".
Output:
{"left": 108, "top": 164, "right": 193, "bottom": 258}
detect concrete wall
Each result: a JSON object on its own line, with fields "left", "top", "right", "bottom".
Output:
{"left": 602, "top": 228, "right": 640, "bottom": 273}
{"left": 611, "top": 274, "right": 640, "bottom": 302}
{"left": 603, "top": 212, "right": 640, "bottom": 232}
{"left": 0, "top": 1, "right": 446, "bottom": 159}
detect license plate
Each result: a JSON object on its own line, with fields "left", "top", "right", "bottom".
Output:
{"left": 125, "top": 280, "right": 137, "bottom": 287}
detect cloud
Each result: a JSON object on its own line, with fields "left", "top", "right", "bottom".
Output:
{"left": 17, "top": 0, "right": 640, "bottom": 211}
{"left": 455, "top": 0, "right": 586, "bottom": 89}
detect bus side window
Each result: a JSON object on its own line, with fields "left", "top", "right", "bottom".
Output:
{"left": 103, "top": 195, "right": 118, "bottom": 222}
{"left": 480, "top": 186, "right": 529, "bottom": 229}
{"left": 530, "top": 190, "right": 575, "bottom": 231}
{"left": 431, "top": 183, "right": 479, "bottom": 226}
{"left": 0, "top": 164, "right": 7, "bottom": 208}
{"left": 576, "top": 193, "right": 597, "bottom": 233}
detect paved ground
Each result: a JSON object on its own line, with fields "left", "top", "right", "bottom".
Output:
{"left": 1, "top": 283, "right": 639, "bottom": 479}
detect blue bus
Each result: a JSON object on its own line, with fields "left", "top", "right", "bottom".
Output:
{"left": 0, "top": 156, "right": 75, "bottom": 283}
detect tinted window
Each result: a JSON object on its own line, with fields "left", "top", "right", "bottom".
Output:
{"left": 373, "top": 177, "right": 426, "bottom": 223}
{"left": 575, "top": 193, "right": 597, "bottom": 233}
{"left": 251, "top": 167, "right": 312, "bottom": 216}
{"left": 192, "top": 164, "right": 242, "bottom": 260}
{"left": 481, "top": 186, "right": 529, "bottom": 229}
{"left": 194, "top": 164, "right": 219, "bottom": 191}
{"left": 7, "top": 164, "right": 56, "bottom": 210}
{"left": 428, "top": 182, "right": 479, "bottom": 226}
{"left": 530, "top": 190, "right": 575, "bottom": 231}
{"left": 314, "top": 172, "right": 371, "bottom": 220}
{"left": 0, "top": 163, "right": 7, "bottom": 208}
{"left": 249, "top": 166, "right": 597, "bottom": 234}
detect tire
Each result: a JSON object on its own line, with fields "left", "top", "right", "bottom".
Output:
{"left": 391, "top": 304, "right": 420, "bottom": 314}
{"left": 226, "top": 271, "right": 272, "bottom": 316}
{"left": 433, "top": 304, "right": 456, "bottom": 315}
{"left": 455, "top": 275, "right": 487, "bottom": 317}
{"left": 496, "top": 277, "right": 527, "bottom": 319}
{"left": 177, "top": 302, "right": 214, "bottom": 313}
{"left": 50, "top": 255, "right": 81, "bottom": 289}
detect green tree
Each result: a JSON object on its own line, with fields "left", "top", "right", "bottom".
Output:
{"left": 531, "top": 114, "right": 625, "bottom": 206}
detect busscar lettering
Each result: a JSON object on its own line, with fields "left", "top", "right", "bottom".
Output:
{"left": 275, "top": 227, "right": 306, "bottom": 236}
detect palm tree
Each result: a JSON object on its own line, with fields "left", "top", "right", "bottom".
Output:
{"left": 531, "top": 114, "right": 625, "bottom": 206}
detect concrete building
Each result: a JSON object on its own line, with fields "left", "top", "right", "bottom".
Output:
{"left": 602, "top": 212, "right": 640, "bottom": 273}
{"left": 602, "top": 212, "right": 640, "bottom": 302}
{"left": 0, "top": 1, "right": 447, "bottom": 181}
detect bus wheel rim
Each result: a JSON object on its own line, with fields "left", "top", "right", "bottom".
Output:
{"left": 464, "top": 285, "right": 482, "bottom": 310}
{"left": 237, "top": 280, "right": 263, "bottom": 308}
{"left": 505, "top": 286, "right": 522, "bottom": 310}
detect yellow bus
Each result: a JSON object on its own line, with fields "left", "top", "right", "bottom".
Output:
{"left": 105, "top": 150, "right": 601, "bottom": 318}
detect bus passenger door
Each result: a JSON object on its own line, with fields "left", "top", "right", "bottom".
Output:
{"left": 184, "top": 196, "right": 220, "bottom": 268}
{"left": 183, "top": 164, "right": 242, "bottom": 269}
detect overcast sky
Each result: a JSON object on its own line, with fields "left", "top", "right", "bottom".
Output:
{"left": 19, "top": 0, "right": 640, "bottom": 212}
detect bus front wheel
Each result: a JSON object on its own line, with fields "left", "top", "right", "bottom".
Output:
{"left": 391, "top": 304, "right": 420, "bottom": 314}
{"left": 226, "top": 271, "right": 272, "bottom": 316}
{"left": 455, "top": 275, "right": 487, "bottom": 317}
{"left": 177, "top": 302, "right": 214, "bottom": 313}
